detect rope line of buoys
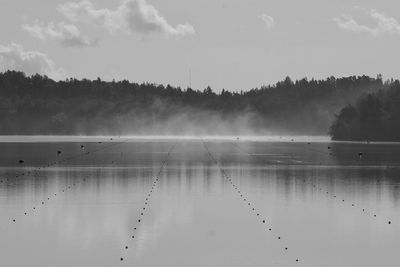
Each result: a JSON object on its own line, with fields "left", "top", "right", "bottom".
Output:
{"left": 202, "top": 141, "right": 300, "bottom": 263}
{"left": 233, "top": 142, "right": 394, "bottom": 226}
{"left": 11, "top": 137, "right": 133, "bottom": 180}
{"left": 3, "top": 137, "right": 146, "bottom": 227}
{"left": 120, "top": 142, "right": 177, "bottom": 263}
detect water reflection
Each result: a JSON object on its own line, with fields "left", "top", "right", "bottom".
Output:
{"left": 0, "top": 140, "right": 399, "bottom": 266}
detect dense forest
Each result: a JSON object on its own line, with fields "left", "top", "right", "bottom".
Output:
{"left": 330, "top": 81, "right": 400, "bottom": 141}
{"left": 0, "top": 70, "right": 395, "bottom": 137}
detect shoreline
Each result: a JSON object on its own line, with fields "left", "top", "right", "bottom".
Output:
{"left": 0, "top": 135, "right": 399, "bottom": 144}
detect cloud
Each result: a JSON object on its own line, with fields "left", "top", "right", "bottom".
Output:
{"left": 0, "top": 43, "right": 66, "bottom": 80}
{"left": 57, "top": 0, "right": 195, "bottom": 37}
{"left": 333, "top": 9, "right": 400, "bottom": 36}
{"left": 22, "top": 21, "right": 97, "bottom": 47}
{"left": 259, "top": 14, "right": 274, "bottom": 29}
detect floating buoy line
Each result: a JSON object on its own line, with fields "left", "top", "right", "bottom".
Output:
{"left": 202, "top": 141, "right": 301, "bottom": 263}
{"left": 233, "top": 141, "right": 394, "bottom": 226}
{"left": 11, "top": 137, "right": 132, "bottom": 180}
{"left": 120, "top": 142, "right": 177, "bottom": 263}
{"left": 1, "top": 137, "right": 145, "bottom": 227}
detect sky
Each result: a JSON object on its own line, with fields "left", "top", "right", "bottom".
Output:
{"left": 0, "top": 0, "right": 399, "bottom": 91}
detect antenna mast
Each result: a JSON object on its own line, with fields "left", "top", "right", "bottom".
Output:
{"left": 188, "top": 68, "right": 192, "bottom": 89}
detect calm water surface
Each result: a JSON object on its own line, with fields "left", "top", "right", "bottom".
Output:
{"left": 0, "top": 137, "right": 399, "bottom": 267}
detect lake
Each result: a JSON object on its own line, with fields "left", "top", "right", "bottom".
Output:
{"left": 0, "top": 136, "right": 399, "bottom": 267}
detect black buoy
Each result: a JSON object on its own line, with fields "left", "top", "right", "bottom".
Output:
{"left": 12, "top": 219, "right": 16, "bottom": 222}
{"left": 388, "top": 221, "right": 391, "bottom": 224}
{"left": 125, "top": 246, "right": 128, "bottom": 249}
{"left": 328, "top": 146, "right": 331, "bottom": 150}
{"left": 57, "top": 150, "right": 62, "bottom": 156}
{"left": 19, "top": 160, "right": 24, "bottom": 164}
{"left": 120, "top": 258, "right": 123, "bottom": 261}
{"left": 262, "top": 220, "right": 265, "bottom": 223}
{"left": 358, "top": 152, "right": 363, "bottom": 158}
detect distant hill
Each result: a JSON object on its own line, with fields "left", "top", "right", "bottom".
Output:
{"left": 0, "top": 70, "right": 391, "bottom": 136}
{"left": 330, "top": 81, "right": 400, "bottom": 141}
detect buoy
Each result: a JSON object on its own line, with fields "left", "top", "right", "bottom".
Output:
{"left": 125, "top": 246, "right": 128, "bottom": 249}
{"left": 120, "top": 258, "right": 123, "bottom": 261}
{"left": 19, "top": 160, "right": 24, "bottom": 164}
{"left": 388, "top": 221, "right": 391, "bottom": 224}
{"left": 262, "top": 220, "right": 265, "bottom": 223}
{"left": 57, "top": 150, "right": 62, "bottom": 156}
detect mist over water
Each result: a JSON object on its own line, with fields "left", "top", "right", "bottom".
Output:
{"left": 1, "top": 138, "right": 399, "bottom": 267}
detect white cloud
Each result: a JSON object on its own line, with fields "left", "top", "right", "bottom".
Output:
{"left": 333, "top": 9, "right": 400, "bottom": 36}
{"left": 259, "top": 14, "right": 274, "bottom": 29}
{"left": 22, "top": 21, "right": 97, "bottom": 47}
{"left": 0, "top": 43, "right": 66, "bottom": 80}
{"left": 57, "top": 0, "right": 195, "bottom": 37}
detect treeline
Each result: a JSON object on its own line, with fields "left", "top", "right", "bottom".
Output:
{"left": 330, "top": 81, "right": 400, "bottom": 141}
{"left": 0, "top": 70, "right": 392, "bottom": 136}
